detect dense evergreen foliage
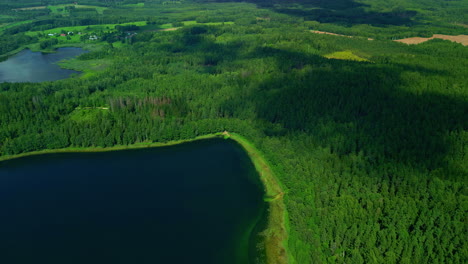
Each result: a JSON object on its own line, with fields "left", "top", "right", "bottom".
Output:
{"left": 0, "top": 0, "right": 467, "bottom": 263}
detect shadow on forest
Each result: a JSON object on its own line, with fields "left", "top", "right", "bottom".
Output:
{"left": 214, "top": 0, "right": 417, "bottom": 26}
{"left": 178, "top": 31, "right": 466, "bottom": 171}
{"left": 239, "top": 47, "right": 466, "bottom": 171}
{"left": 155, "top": 27, "right": 467, "bottom": 173}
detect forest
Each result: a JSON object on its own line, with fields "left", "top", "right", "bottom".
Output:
{"left": 0, "top": 0, "right": 467, "bottom": 263}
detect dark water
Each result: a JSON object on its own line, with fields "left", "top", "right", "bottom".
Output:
{"left": 0, "top": 139, "right": 266, "bottom": 264}
{"left": 0, "top": 47, "right": 86, "bottom": 83}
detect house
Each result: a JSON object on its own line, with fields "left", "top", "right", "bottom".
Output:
{"left": 47, "top": 33, "right": 55, "bottom": 36}
{"left": 60, "top": 33, "right": 66, "bottom": 36}
{"left": 89, "top": 35, "right": 98, "bottom": 40}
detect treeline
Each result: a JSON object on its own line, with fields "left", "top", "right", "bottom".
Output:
{"left": 191, "top": 0, "right": 467, "bottom": 39}
{"left": 0, "top": 33, "right": 36, "bottom": 56}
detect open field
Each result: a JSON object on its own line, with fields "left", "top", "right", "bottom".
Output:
{"left": 13, "top": 6, "right": 46, "bottom": 11}
{"left": 311, "top": 30, "right": 374, "bottom": 40}
{"left": 58, "top": 57, "right": 111, "bottom": 79}
{"left": 324, "top": 50, "right": 370, "bottom": 62}
{"left": 24, "top": 21, "right": 148, "bottom": 43}
{"left": 123, "top": 3, "right": 145, "bottom": 8}
{"left": 25, "top": 20, "right": 234, "bottom": 43}
{"left": 395, "top": 34, "right": 468, "bottom": 46}
{"left": 141, "top": 21, "right": 234, "bottom": 31}
{"left": 48, "top": 4, "right": 108, "bottom": 15}
{"left": 159, "top": 27, "right": 180, "bottom": 31}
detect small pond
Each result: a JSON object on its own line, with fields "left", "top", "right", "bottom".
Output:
{"left": 0, "top": 47, "right": 87, "bottom": 83}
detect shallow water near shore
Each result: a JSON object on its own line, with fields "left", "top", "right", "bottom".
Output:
{"left": 0, "top": 139, "right": 266, "bottom": 264}
{"left": 0, "top": 47, "right": 86, "bottom": 83}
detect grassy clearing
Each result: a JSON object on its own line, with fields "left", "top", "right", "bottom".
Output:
{"left": 23, "top": 21, "right": 146, "bottom": 48}
{"left": 123, "top": 3, "right": 145, "bottom": 8}
{"left": 324, "top": 50, "right": 370, "bottom": 62}
{"left": 48, "top": 4, "right": 108, "bottom": 15}
{"left": 69, "top": 107, "right": 109, "bottom": 122}
{"left": 58, "top": 56, "right": 111, "bottom": 78}
{"left": 75, "top": 5, "right": 108, "bottom": 15}
{"left": 0, "top": 132, "right": 290, "bottom": 264}
{"left": 140, "top": 21, "right": 234, "bottom": 31}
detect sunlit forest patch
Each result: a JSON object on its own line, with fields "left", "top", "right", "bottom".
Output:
{"left": 324, "top": 50, "right": 369, "bottom": 62}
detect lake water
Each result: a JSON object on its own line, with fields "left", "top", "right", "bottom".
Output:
{"left": 0, "top": 139, "right": 266, "bottom": 264}
{"left": 0, "top": 47, "right": 87, "bottom": 83}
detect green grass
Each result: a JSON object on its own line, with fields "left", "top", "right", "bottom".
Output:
{"left": 48, "top": 4, "right": 108, "bottom": 15}
{"left": 48, "top": 5, "right": 70, "bottom": 14}
{"left": 22, "top": 19, "right": 233, "bottom": 44}
{"left": 324, "top": 50, "right": 370, "bottom": 62}
{"left": 69, "top": 107, "right": 110, "bottom": 122}
{"left": 58, "top": 57, "right": 112, "bottom": 79}
{"left": 123, "top": 3, "right": 145, "bottom": 8}
{"left": 110, "top": 41, "right": 126, "bottom": 48}
{"left": 139, "top": 23, "right": 169, "bottom": 31}
{"left": 23, "top": 21, "right": 147, "bottom": 47}
{"left": 140, "top": 21, "right": 234, "bottom": 31}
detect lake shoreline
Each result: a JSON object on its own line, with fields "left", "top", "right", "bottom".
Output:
{"left": 226, "top": 132, "right": 289, "bottom": 264}
{"left": 0, "top": 47, "right": 88, "bottom": 82}
{"left": 0, "top": 42, "right": 96, "bottom": 60}
{"left": 0, "top": 132, "right": 289, "bottom": 264}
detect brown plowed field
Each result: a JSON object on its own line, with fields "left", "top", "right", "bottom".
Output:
{"left": 395, "top": 34, "right": 468, "bottom": 46}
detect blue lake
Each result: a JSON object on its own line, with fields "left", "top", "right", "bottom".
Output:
{"left": 0, "top": 47, "right": 86, "bottom": 83}
{"left": 0, "top": 139, "right": 267, "bottom": 264}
